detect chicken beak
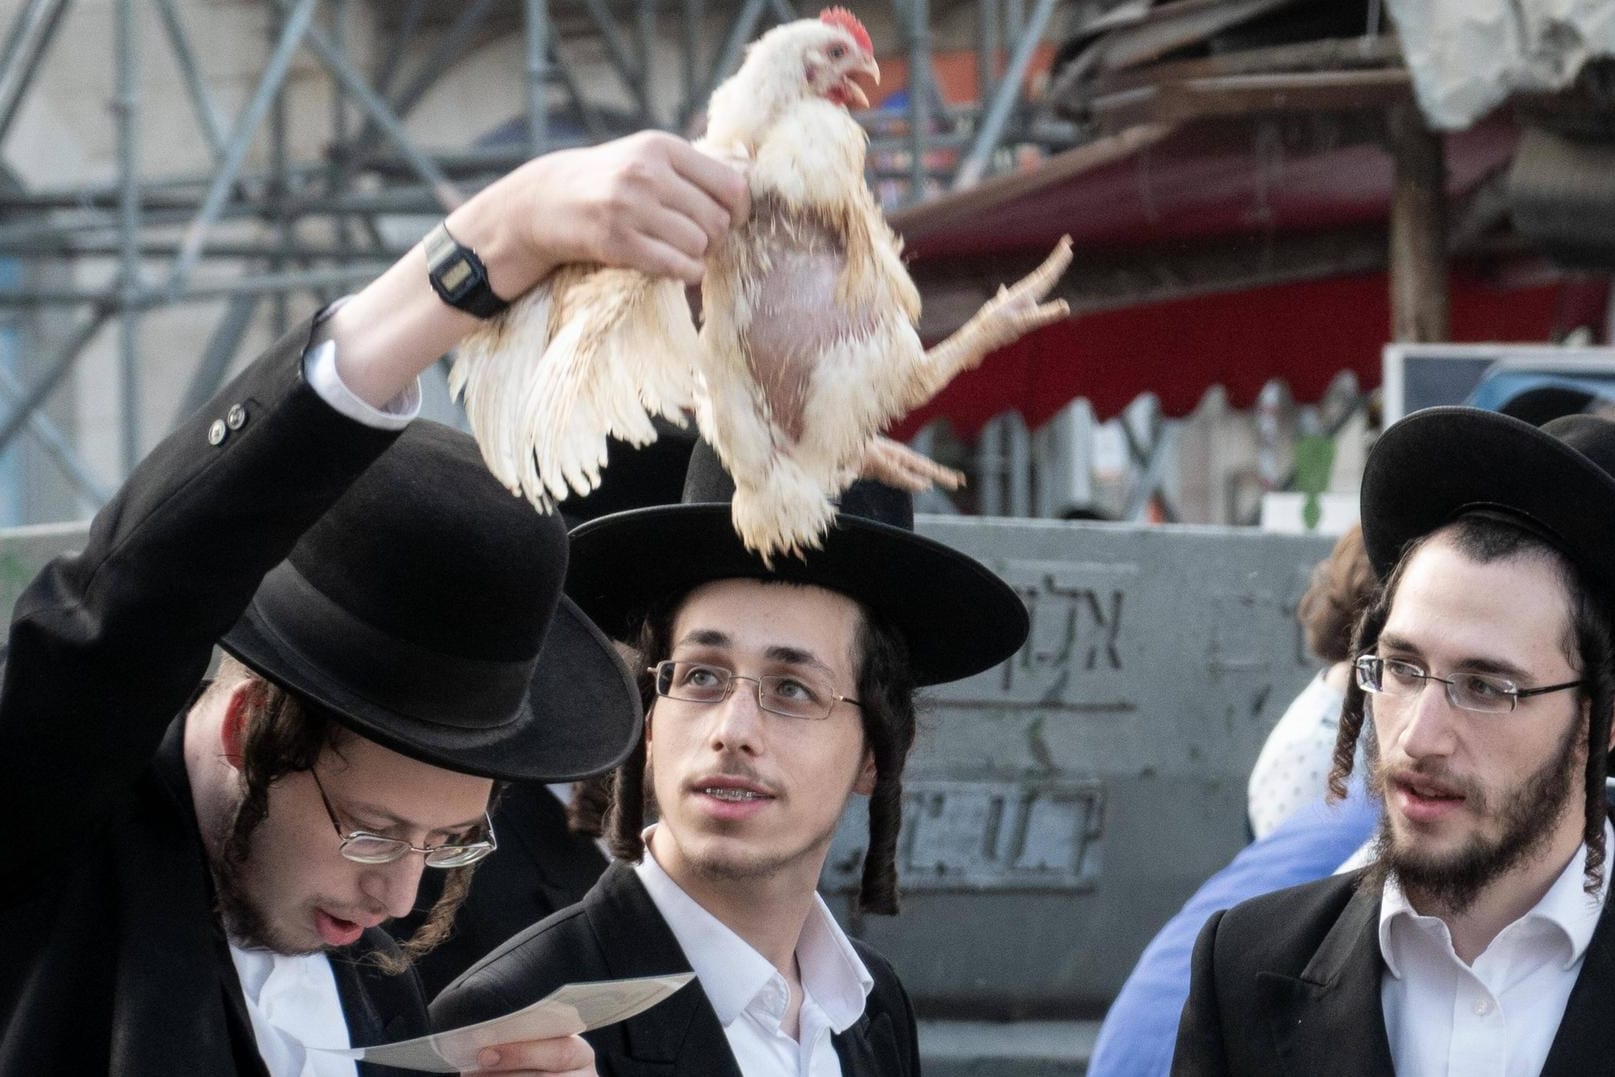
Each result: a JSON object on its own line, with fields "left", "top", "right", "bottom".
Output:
{"left": 846, "top": 56, "right": 880, "bottom": 110}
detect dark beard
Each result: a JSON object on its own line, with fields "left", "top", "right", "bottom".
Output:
{"left": 211, "top": 801, "right": 319, "bottom": 956}
{"left": 1362, "top": 712, "right": 1585, "bottom": 916}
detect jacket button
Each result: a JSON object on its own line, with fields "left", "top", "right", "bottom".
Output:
{"left": 208, "top": 419, "right": 227, "bottom": 446}
{"left": 226, "top": 404, "right": 247, "bottom": 430}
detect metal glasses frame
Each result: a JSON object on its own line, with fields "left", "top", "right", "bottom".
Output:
{"left": 308, "top": 766, "right": 496, "bottom": 868}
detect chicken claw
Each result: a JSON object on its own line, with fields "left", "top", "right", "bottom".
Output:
{"left": 907, "top": 237, "right": 1074, "bottom": 408}
{"left": 857, "top": 436, "right": 966, "bottom": 492}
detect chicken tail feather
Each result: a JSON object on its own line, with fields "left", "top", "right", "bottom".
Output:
{"left": 451, "top": 268, "right": 701, "bottom": 511}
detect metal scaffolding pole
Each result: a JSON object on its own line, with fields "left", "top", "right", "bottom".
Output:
{"left": 907, "top": 0, "right": 932, "bottom": 204}
{"left": 165, "top": 0, "right": 318, "bottom": 299}
{"left": 152, "top": 0, "right": 226, "bottom": 158}
{"left": 0, "top": 0, "right": 1065, "bottom": 519}
{"left": 525, "top": 0, "right": 549, "bottom": 156}
{"left": 0, "top": 305, "right": 112, "bottom": 458}
{"left": 0, "top": 0, "right": 69, "bottom": 146}
{"left": 0, "top": 359, "right": 112, "bottom": 505}
{"left": 269, "top": 0, "right": 463, "bottom": 210}
{"left": 953, "top": 0, "right": 1059, "bottom": 189}
{"left": 117, "top": 0, "right": 142, "bottom": 474}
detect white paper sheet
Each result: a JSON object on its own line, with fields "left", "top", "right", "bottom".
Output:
{"left": 310, "top": 973, "right": 693, "bottom": 1073}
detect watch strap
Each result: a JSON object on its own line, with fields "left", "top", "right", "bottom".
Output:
{"left": 425, "top": 222, "right": 510, "bottom": 319}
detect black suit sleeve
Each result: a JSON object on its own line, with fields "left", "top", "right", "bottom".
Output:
{"left": 0, "top": 317, "right": 402, "bottom": 899}
{"left": 429, "top": 905, "right": 601, "bottom": 1030}
{"left": 1172, "top": 908, "right": 1233, "bottom": 1077}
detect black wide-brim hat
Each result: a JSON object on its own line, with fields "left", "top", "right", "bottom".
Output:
{"left": 222, "top": 421, "right": 641, "bottom": 782}
{"left": 1361, "top": 407, "right": 1615, "bottom": 603}
{"left": 566, "top": 441, "right": 1029, "bottom": 686}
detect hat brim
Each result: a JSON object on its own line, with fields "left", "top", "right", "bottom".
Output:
{"left": 1362, "top": 406, "right": 1615, "bottom": 602}
{"left": 567, "top": 504, "right": 1029, "bottom": 686}
{"left": 222, "top": 590, "right": 641, "bottom": 783}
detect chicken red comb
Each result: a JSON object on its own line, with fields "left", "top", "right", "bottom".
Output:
{"left": 819, "top": 7, "right": 873, "bottom": 55}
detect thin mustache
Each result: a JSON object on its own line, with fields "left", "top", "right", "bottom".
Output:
{"left": 691, "top": 766, "right": 776, "bottom": 795}
{"left": 1379, "top": 761, "right": 1479, "bottom": 801}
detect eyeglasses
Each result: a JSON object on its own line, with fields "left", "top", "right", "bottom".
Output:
{"left": 1354, "top": 654, "right": 1584, "bottom": 715}
{"left": 650, "top": 659, "right": 861, "bottom": 721}
{"left": 309, "top": 768, "right": 497, "bottom": 868}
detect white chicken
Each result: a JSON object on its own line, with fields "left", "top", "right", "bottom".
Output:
{"left": 450, "top": 7, "right": 1072, "bottom": 562}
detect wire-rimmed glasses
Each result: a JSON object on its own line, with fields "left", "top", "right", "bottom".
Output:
{"left": 1354, "top": 654, "right": 1584, "bottom": 715}
{"left": 309, "top": 768, "right": 496, "bottom": 868}
{"left": 649, "top": 659, "right": 861, "bottom": 721}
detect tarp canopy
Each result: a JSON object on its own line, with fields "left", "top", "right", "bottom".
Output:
{"left": 887, "top": 113, "right": 1607, "bottom": 440}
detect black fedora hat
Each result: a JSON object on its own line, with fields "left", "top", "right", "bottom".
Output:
{"left": 565, "top": 440, "right": 1029, "bottom": 686}
{"left": 1361, "top": 407, "right": 1615, "bottom": 602}
{"left": 221, "top": 421, "right": 641, "bottom": 782}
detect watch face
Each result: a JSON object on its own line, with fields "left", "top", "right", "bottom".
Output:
{"left": 439, "top": 256, "right": 475, "bottom": 297}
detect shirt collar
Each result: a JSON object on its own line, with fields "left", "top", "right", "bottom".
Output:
{"left": 633, "top": 826, "right": 873, "bottom": 1032}
{"left": 1378, "top": 819, "right": 1613, "bottom": 977}
{"left": 227, "top": 943, "right": 353, "bottom": 1060}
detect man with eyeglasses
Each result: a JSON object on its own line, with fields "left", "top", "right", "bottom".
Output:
{"left": 1173, "top": 408, "right": 1615, "bottom": 1075}
{"left": 0, "top": 132, "right": 747, "bottom": 1076}
{"left": 431, "top": 443, "right": 1030, "bottom": 1075}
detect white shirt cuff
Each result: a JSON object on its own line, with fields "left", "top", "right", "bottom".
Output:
{"left": 302, "top": 324, "right": 422, "bottom": 431}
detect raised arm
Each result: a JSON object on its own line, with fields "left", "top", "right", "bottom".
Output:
{"left": 330, "top": 131, "right": 747, "bottom": 408}
{"left": 0, "top": 132, "right": 746, "bottom": 895}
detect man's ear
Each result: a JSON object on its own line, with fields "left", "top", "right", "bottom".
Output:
{"left": 853, "top": 749, "right": 877, "bottom": 797}
{"left": 218, "top": 681, "right": 262, "bottom": 770}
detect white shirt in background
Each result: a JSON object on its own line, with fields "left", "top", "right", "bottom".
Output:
{"left": 1247, "top": 670, "right": 1346, "bottom": 839}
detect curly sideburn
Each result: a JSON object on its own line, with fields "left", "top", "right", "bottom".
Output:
{"left": 602, "top": 585, "right": 918, "bottom": 914}
{"left": 221, "top": 672, "right": 476, "bottom": 972}
{"left": 1326, "top": 516, "right": 1615, "bottom": 895}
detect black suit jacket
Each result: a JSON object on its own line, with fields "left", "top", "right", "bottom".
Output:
{"left": 0, "top": 318, "right": 426, "bottom": 1076}
{"left": 430, "top": 861, "right": 921, "bottom": 1076}
{"left": 1172, "top": 868, "right": 1615, "bottom": 1075}
{"left": 398, "top": 781, "right": 609, "bottom": 1000}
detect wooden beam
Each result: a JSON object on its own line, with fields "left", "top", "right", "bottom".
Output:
{"left": 1088, "top": 68, "right": 1413, "bottom": 131}
{"left": 1387, "top": 103, "right": 1449, "bottom": 342}
{"left": 910, "top": 222, "right": 1530, "bottom": 339}
{"left": 910, "top": 224, "right": 1393, "bottom": 337}
{"left": 1082, "top": 34, "right": 1403, "bottom": 101}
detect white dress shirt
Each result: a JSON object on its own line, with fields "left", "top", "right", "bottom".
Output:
{"left": 634, "top": 831, "right": 874, "bottom": 1077}
{"left": 223, "top": 326, "right": 420, "bottom": 1077}
{"left": 303, "top": 335, "right": 421, "bottom": 431}
{"left": 1378, "top": 820, "right": 1613, "bottom": 1076}
{"left": 228, "top": 945, "right": 356, "bottom": 1077}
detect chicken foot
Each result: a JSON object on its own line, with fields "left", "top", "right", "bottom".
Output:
{"left": 904, "top": 236, "right": 1073, "bottom": 411}
{"left": 857, "top": 435, "right": 966, "bottom": 491}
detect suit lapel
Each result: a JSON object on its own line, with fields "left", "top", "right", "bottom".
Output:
{"left": 586, "top": 863, "right": 744, "bottom": 1077}
{"left": 833, "top": 1010, "right": 900, "bottom": 1077}
{"left": 330, "top": 932, "right": 429, "bottom": 1077}
{"left": 1257, "top": 887, "right": 1395, "bottom": 1076}
{"left": 1542, "top": 895, "right": 1615, "bottom": 1075}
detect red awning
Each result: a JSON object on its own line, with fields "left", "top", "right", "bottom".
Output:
{"left": 891, "top": 269, "right": 1606, "bottom": 441}
{"left": 885, "top": 113, "right": 1608, "bottom": 440}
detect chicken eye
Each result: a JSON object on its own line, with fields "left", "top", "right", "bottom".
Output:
{"left": 828, "top": 44, "right": 846, "bottom": 59}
